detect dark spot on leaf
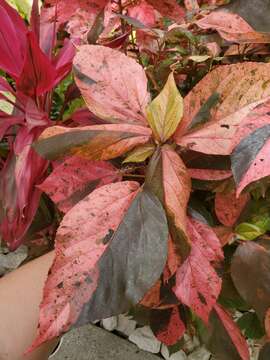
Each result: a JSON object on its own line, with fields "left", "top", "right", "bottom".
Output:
{"left": 57, "top": 282, "right": 64, "bottom": 289}
{"left": 198, "top": 292, "right": 207, "bottom": 305}
{"left": 103, "top": 229, "right": 114, "bottom": 244}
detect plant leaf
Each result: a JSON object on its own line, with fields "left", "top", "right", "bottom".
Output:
{"left": 173, "top": 217, "right": 223, "bottom": 323}
{"left": 73, "top": 45, "right": 150, "bottom": 125}
{"left": 16, "top": 32, "right": 56, "bottom": 97}
{"left": 123, "top": 143, "right": 155, "bottom": 163}
{"left": 175, "top": 62, "right": 270, "bottom": 154}
{"left": 201, "top": 303, "right": 250, "bottom": 360}
{"left": 38, "top": 157, "right": 121, "bottom": 213}
{"left": 196, "top": 11, "right": 270, "bottom": 44}
{"left": 161, "top": 145, "right": 191, "bottom": 260}
{"left": 146, "top": 73, "right": 183, "bottom": 143}
{"left": 33, "top": 124, "right": 152, "bottom": 161}
{"left": 231, "top": 124, "right": 270, "bottom": 196}
{"left": 215, "top": 190, "right": 250, "bottom": 227}
{"left": 0, "top": 0, "right": 27, "bottom": 78}
{"left": 145, "top": 0, "right": 185, "bottom": 21}
{"left": 30, "top": 181, "right": 140, "bottom": 350}
{"left": 231, "top": 241, "right": 270, "bottom": 322}
{"left": 76, "top": 188, "right": 168, "bottom": 324}
{"left": 150, "top": 306, "right": 185, "bottom": 346}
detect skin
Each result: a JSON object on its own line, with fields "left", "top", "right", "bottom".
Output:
{"left": 0, "top": 251, "right": 59, "bottom": 360}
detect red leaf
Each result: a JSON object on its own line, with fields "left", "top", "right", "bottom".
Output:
{"left": 73, "top": 45, "right": 150, "bottom": 125}
{"left": 30, "top": 181, "right": 140, "bottom": 350}
{"left": 0, "top": 129, "right": 48, "bottom": 250}
{"left": 38, "top": 156, "right": 121, "bottom": 213}
{"left": 161, "top": 145, "right": 191, "bottom": 260}
{"left": 214, "top": 304, "right": 250, "bottom": 360}
{"left": 196, "top": 11, "right": 270, "bottom": 44}
{"left": 16, "top": 32, "right": 57, "bottom": 97}
{"left": 173, "top": 217, "right": 223, "bottom": 323}
{"left": 151, "top": 306, "right": 185, "bottom": 346}
{"left": 34, "top": 124, "right": 152, "bottom": 161}
{"left": 146, "top": 0, "right": 185, "bottom": 21}
{"left": 215, "top": 190, "right": 250, "bottom": 226}
{"left": 53, "top": 40, "right": 75, "bottom": 86}
{"left": 0, "top": 2, "right": 27, "bottom": 78}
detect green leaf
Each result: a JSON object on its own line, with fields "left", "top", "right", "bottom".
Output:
{"left": 146, "top": 72, "right": 183, "bottom": 143}
{"left": 123, "top": 143, "right": 155, "bottom": 163}
{"left": 235, "top": 223, "right": 266, "bottom": 241}
{"left": 237, "top": 312, "right": 265, "bottom": 339}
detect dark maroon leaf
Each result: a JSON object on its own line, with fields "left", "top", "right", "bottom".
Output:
{"left": 231, "top": 241, "right": 270, "bottom": 322}
{"left": 201, "top": 304, "right": 250, "bottom": 360}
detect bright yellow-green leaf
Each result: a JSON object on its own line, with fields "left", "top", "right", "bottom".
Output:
{"left": 123, "top": 143, "right": 155, "bottom": 163}
{"left": 7, "top": 0, "right": 41, "bottom": 20}
{"left": 189, "top": 55, "right": 211, "bottom": 63}
{"left": 146, "top": 72, "right": 183, "bottom": 143}
{"left": 0, "top": 91, "right": 15, "bottom": 115}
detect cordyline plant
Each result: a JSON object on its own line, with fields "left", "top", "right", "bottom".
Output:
{"left": 2, "top": 0, "right": 270, "bottom": 359}
{"left": 0, "top": 0, "right": 74, "bottom": 250}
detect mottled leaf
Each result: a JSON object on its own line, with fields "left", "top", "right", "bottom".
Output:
{"left": 146, "top": 73, "right": 184, "bottom": 142}
{"left": 30, "top": 181, "right": 140, "bottom": 349}
{"left": 34, "top": 124, "right": 152, "bottom": 161}
{"left": 73, "top": 45, "right": 150, "bottom": 125}
{"left": 175, "top": 62, "right": 270, "bottom": 154}
{"left": 231, "top": 125, "right": 270, "bottom": 196}
{"left": 161, "top": 145, "right": 191, "bottom": 260}
{"left": 215, "top": 190, "right": 250, "bottom": 226}
{"left": 38, "top": 157, "right": 121, "bottom": 213}
{"left": 75, "top": 189, "right": 168, "bottom": 324}
{"left": 196, "top": 11, "right": 270, "bottom": 44}
{"left": 146, "top": 0, "right": 185, "bottom": 21}
{"left": 150, "top": 306, "right": 185, "bottom": 346}
{"left": 173, "top": 217, "right": 223, "bottom": 323}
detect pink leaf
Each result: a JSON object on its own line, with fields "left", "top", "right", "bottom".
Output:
{"left": 73, "top": 45, "right": 150, "bottom": 125}
{"left": 196, "top": 11, "right": 270, "bottom": 44}
{"left": 173, "top": 217, "right": 223, "bottom": 323}
{"left": 188, "top": 168, "right": 232, "bottom": 180}
{"left": 38, "top": 156, "right": 121, "bottom": 213}
{"left": 30, "top": 181, "right": 140, "bottom": 350}
{"left": 161, "top": 145, "right": 191, "bottom": 260}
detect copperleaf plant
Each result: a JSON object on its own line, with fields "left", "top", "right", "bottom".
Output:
{"left": 26, "top": 42, "right": 270, "bottom": 360}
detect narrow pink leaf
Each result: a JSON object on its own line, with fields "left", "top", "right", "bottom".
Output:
{"left": 173, "top": 217, "right": 223, "bottom": 323}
